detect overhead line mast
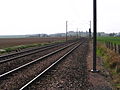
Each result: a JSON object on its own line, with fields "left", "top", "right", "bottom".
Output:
{"left": 66, "top": 21, "right": 68, "bottom": 42}
{"left": 91, "top": 0, "right": 99, "bottom": 73}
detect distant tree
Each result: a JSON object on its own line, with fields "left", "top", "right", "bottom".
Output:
{"left": 109, "top": 33, "right": 116, "bottom": 36}
{"left": 97, "top": 33, "right": 101, "bottom": 36}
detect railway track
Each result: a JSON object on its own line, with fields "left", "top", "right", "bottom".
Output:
{"left": 0, "top": 38, "right": 87, "bottom": 90}
{"left": 0, "top": 39, "right": 81, "bottom": 75}
{"left": 0, "top": 39, "right": 77, "bottom": 63}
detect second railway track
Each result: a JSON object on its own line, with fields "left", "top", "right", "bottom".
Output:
{"left": 0, "top": 39, "right": 76, "bottom": 63}
{"left": 0, "top": 39, "right": 80, "bottom": 75}
{"left": 0, "top": 38, "right": 87, "bottom": 90}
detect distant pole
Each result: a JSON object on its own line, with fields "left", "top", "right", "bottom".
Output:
{"left": 91, "top": 0, "right": 99, "bottom": 72}
{"left": 79, "top": 31, "right": 80, "bottom": 37}
{"left": 66, "top": 21, "right": 68, "bottom": 41}
{"left": 77, "top": 28, "right": 78, "bottom": 39}
{"left": 89, "top": 21, "right": 91, "bottom": 38}
{"left": 90, "top": 21, "right": 91, "bottom": 28}
{"left": 86, "top": 31, "right": 88, "bottom": 37}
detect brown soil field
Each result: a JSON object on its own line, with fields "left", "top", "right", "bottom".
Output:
{"left": 0, "top": 37, "right": 66, "bottom": 49}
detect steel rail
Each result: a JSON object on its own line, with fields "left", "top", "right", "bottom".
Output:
{"left": 0, "top": 42, "right": 64, "bottom": 60}
{"left": 0, "top": 39, "right": 79, "bottom": 64}
{"left": 0, "top": 41, "right": 78, "bottom": 78}
{"left": 0, "top": 39, "right": 77, "bottom": 59}
{"left": 0, "top": 43, "right": 64, "bottom": 64}
{"left": 0, "top": 39, "right": 79, "bottom": 63}
{"left": 20, "top": 41, "right": 84, "bottom": 90}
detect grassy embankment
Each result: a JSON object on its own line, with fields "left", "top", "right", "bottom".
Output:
{"left": 0, "top": 40, "right": 65, "bottom": 54}
{"left": 97, "top": 36, "right": 120, "bottom": 88}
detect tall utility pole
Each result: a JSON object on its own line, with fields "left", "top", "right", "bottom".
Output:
{"left": 79, "top": 31, "right": 81, "bottom": 37}
{"left": 77, "top": 28, "right": 78, "bottom": 39}
{"left": 66, "top": 21, "right": 68, "bottom": 42}
{"left": 89, "top": 21, "right": 91, "bottom": 38}
{"left": 91, "top": 0, "right": 99, "bottom": 72}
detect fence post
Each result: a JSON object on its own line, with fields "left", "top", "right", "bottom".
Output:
{"left": 109, "top": 42, "right": 111, "bottom": 49}
{"left": 108, "top": 42, "right": 110, "bottom": 48}
{"left": 107, "top": 42, "right": 109, "bottom": 48}
{"left": 105, "top": 41, "right": 106, "bottom": 47}
{"left": 109, "top": 42, "right": 110, "bottom": 49}
{"left": 118, "top": 45, "right": 120, "bottom": 54}
{"left": 114, "top": 43, "right": 117, "bottom": 53}
{"left": 111, "top": 42, "right": 113, "bottom": 50}
{"left": 106, "top": 42, "right": 108, "bottom": 48}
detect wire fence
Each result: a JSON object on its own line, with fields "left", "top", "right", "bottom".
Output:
{"left": 105, "top": 42, "right": 120, "bottom": 54}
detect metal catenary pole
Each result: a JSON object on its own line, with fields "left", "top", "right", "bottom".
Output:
{"left": 66, "top": 21, "right": 68, "bottom": 42}
{"left": 77, "top": 28, "right": 78, "bottom": 39}
{"left": 91, "top": 0, "right": 99, "bottom": 72}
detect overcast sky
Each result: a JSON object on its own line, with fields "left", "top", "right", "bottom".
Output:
{"left": 0, "top": 0, "right": 120, "bottom": 35}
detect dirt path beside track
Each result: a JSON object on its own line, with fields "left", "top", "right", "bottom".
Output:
{"left": 87, "top": 42, "right": 113, "bottom": 90}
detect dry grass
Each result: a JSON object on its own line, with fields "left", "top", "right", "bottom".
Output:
{"left": 97, "top": 43, "right": 120, "bottom": 89}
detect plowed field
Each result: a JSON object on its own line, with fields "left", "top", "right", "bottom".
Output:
{"left": 0, "top": 37, "right": 65, "bottom": 49}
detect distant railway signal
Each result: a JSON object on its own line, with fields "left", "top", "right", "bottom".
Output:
{"left": 89, "top": 21, "right": 91, "bottom": 38}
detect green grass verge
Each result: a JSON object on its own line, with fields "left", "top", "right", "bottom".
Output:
{"left": 97, "top": 36, "right": 120, "bottom": 45}
{"left": 97, "top": 46, "right": 110, "bottom": 68}
{"left": 97, "top": 45, "right": 120, "bottom": 73}
{"left": 97, "top": 43, "right": 120, "bottom": 89}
